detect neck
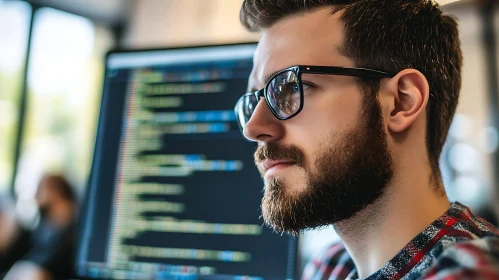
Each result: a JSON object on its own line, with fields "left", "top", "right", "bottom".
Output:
{"left": 333, "top": 161, "right": 450, "bottom": 278}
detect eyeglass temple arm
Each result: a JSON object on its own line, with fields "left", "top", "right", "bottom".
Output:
{"left": 300, "top": 66, "right": 394, "bottom": 78}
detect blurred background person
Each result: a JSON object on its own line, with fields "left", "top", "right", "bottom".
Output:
{"left": 0, "top": 0, "right": 498, "bottom": 278}
{"left": 4, "top": 174, "right": 78, "bottom": 280}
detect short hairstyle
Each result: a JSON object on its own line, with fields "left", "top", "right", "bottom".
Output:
{"left": 38, "top": 174, "right": 77, "bottom": 203}
{"left": 241, "top": 0, "right": 463, "bottom": 182}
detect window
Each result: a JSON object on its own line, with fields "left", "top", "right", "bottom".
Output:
{"left": 14, "top": 7, "right": 114, "bottom": 206}
{"left": 0, "top": 1, "right": 31, "bottom": 192}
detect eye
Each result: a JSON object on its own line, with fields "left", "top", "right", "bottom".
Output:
{"left": 301, "top": 82, "right": 316, "bottom": 93}
{"left": 278, "top": 81, "right": 300, "bottom": 94}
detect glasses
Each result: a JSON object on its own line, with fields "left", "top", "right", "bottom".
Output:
{"left": 234, "top": 65, "right": 394, "bottom": 134}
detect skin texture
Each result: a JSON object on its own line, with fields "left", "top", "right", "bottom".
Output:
{"left": 244, "top": 7, "right": 451, "bottom": 278}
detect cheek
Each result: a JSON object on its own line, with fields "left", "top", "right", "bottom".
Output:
{"left": 36, "top": 191, "right": 49, "bottom": 205}
{"left": 313, "top": 88, "right": 363, "bottom": 129}
{"left": 284, "top": 88, "right": 363, "bottom": 163}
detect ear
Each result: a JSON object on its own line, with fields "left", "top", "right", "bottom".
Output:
{"left": 383, "top": 69, "right": 430, "bottom": 133}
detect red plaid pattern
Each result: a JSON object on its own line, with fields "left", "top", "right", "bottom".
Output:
{"left": 302, "top": 203, "right": 499, "bottom": 280}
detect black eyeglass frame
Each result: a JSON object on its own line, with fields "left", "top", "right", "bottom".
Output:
{"left": 236, "top": 65, "right": 395, "bottom": 128}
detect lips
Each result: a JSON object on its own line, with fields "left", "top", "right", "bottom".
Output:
{"left": 261, "top": 159, "right": 295, "bottom": 174}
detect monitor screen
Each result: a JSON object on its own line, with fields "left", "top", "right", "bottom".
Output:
{"left": 76, "top": 43, "right": 298, "bottom": 280}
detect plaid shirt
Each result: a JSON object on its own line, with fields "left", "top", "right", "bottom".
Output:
{"left": 302, "top": 202, "right": 499, "bottom": 280}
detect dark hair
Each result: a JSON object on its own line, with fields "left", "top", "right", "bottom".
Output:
{"left": 241, "top": 0, "right": 462, "bottom": 184}
{"left": 39, "top": 174, "right": 77, "bottom": 203}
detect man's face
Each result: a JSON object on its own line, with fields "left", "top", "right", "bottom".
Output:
{"left": 245, "top": 7, "right": 393, "bottom": 234}
{"left": 35, "top": 178, "right": 56, "bottom": 210}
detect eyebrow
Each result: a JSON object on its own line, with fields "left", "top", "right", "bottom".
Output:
{"left": 248, "top": 70, "right": 280, "bottom": 93}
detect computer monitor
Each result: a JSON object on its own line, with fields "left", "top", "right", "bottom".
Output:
{"left": 75, "top": 43, "right": 298, "bottom": 280}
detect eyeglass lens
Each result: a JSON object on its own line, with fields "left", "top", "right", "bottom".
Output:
{"left": 235, "top": 93, "right": 257, "bottom": 130}
{"left": 236, "top": 70, "right": 301, "bottom": 130}
{"left": 267, "top": 70, "right": 301, "bottom": 119}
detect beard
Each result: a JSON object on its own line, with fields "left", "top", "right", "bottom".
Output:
{"left": 254, "top": 95, "right": 393, "bottom": 235}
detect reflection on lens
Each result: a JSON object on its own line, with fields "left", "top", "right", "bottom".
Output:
{"left": 266, "top": 70, "right": 301, "bottom": 119}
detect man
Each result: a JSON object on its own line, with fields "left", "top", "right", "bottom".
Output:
{"left": 234, "top": 0, "right": 499, "bottom": 279}
{"left": 5, "top": 174, "right": 77, "bottom": 280}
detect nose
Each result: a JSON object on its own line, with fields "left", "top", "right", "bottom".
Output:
{"left": 243, "top": 97, "right": 285, "bottom": 142}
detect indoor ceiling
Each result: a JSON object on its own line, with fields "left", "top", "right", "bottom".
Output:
{"left": 23, "top": 0, "right": 466, "bottom": 27}
{"left": 25, "top": 0, "right": 132, "bottom": 26}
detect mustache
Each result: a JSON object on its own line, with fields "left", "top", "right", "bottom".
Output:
{"left": 254, "top": 142, "right": 306, "bottom": 168}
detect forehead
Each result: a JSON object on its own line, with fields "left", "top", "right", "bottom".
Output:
{"left": 250, "top": 6, "right": 354, "bottom": 89}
